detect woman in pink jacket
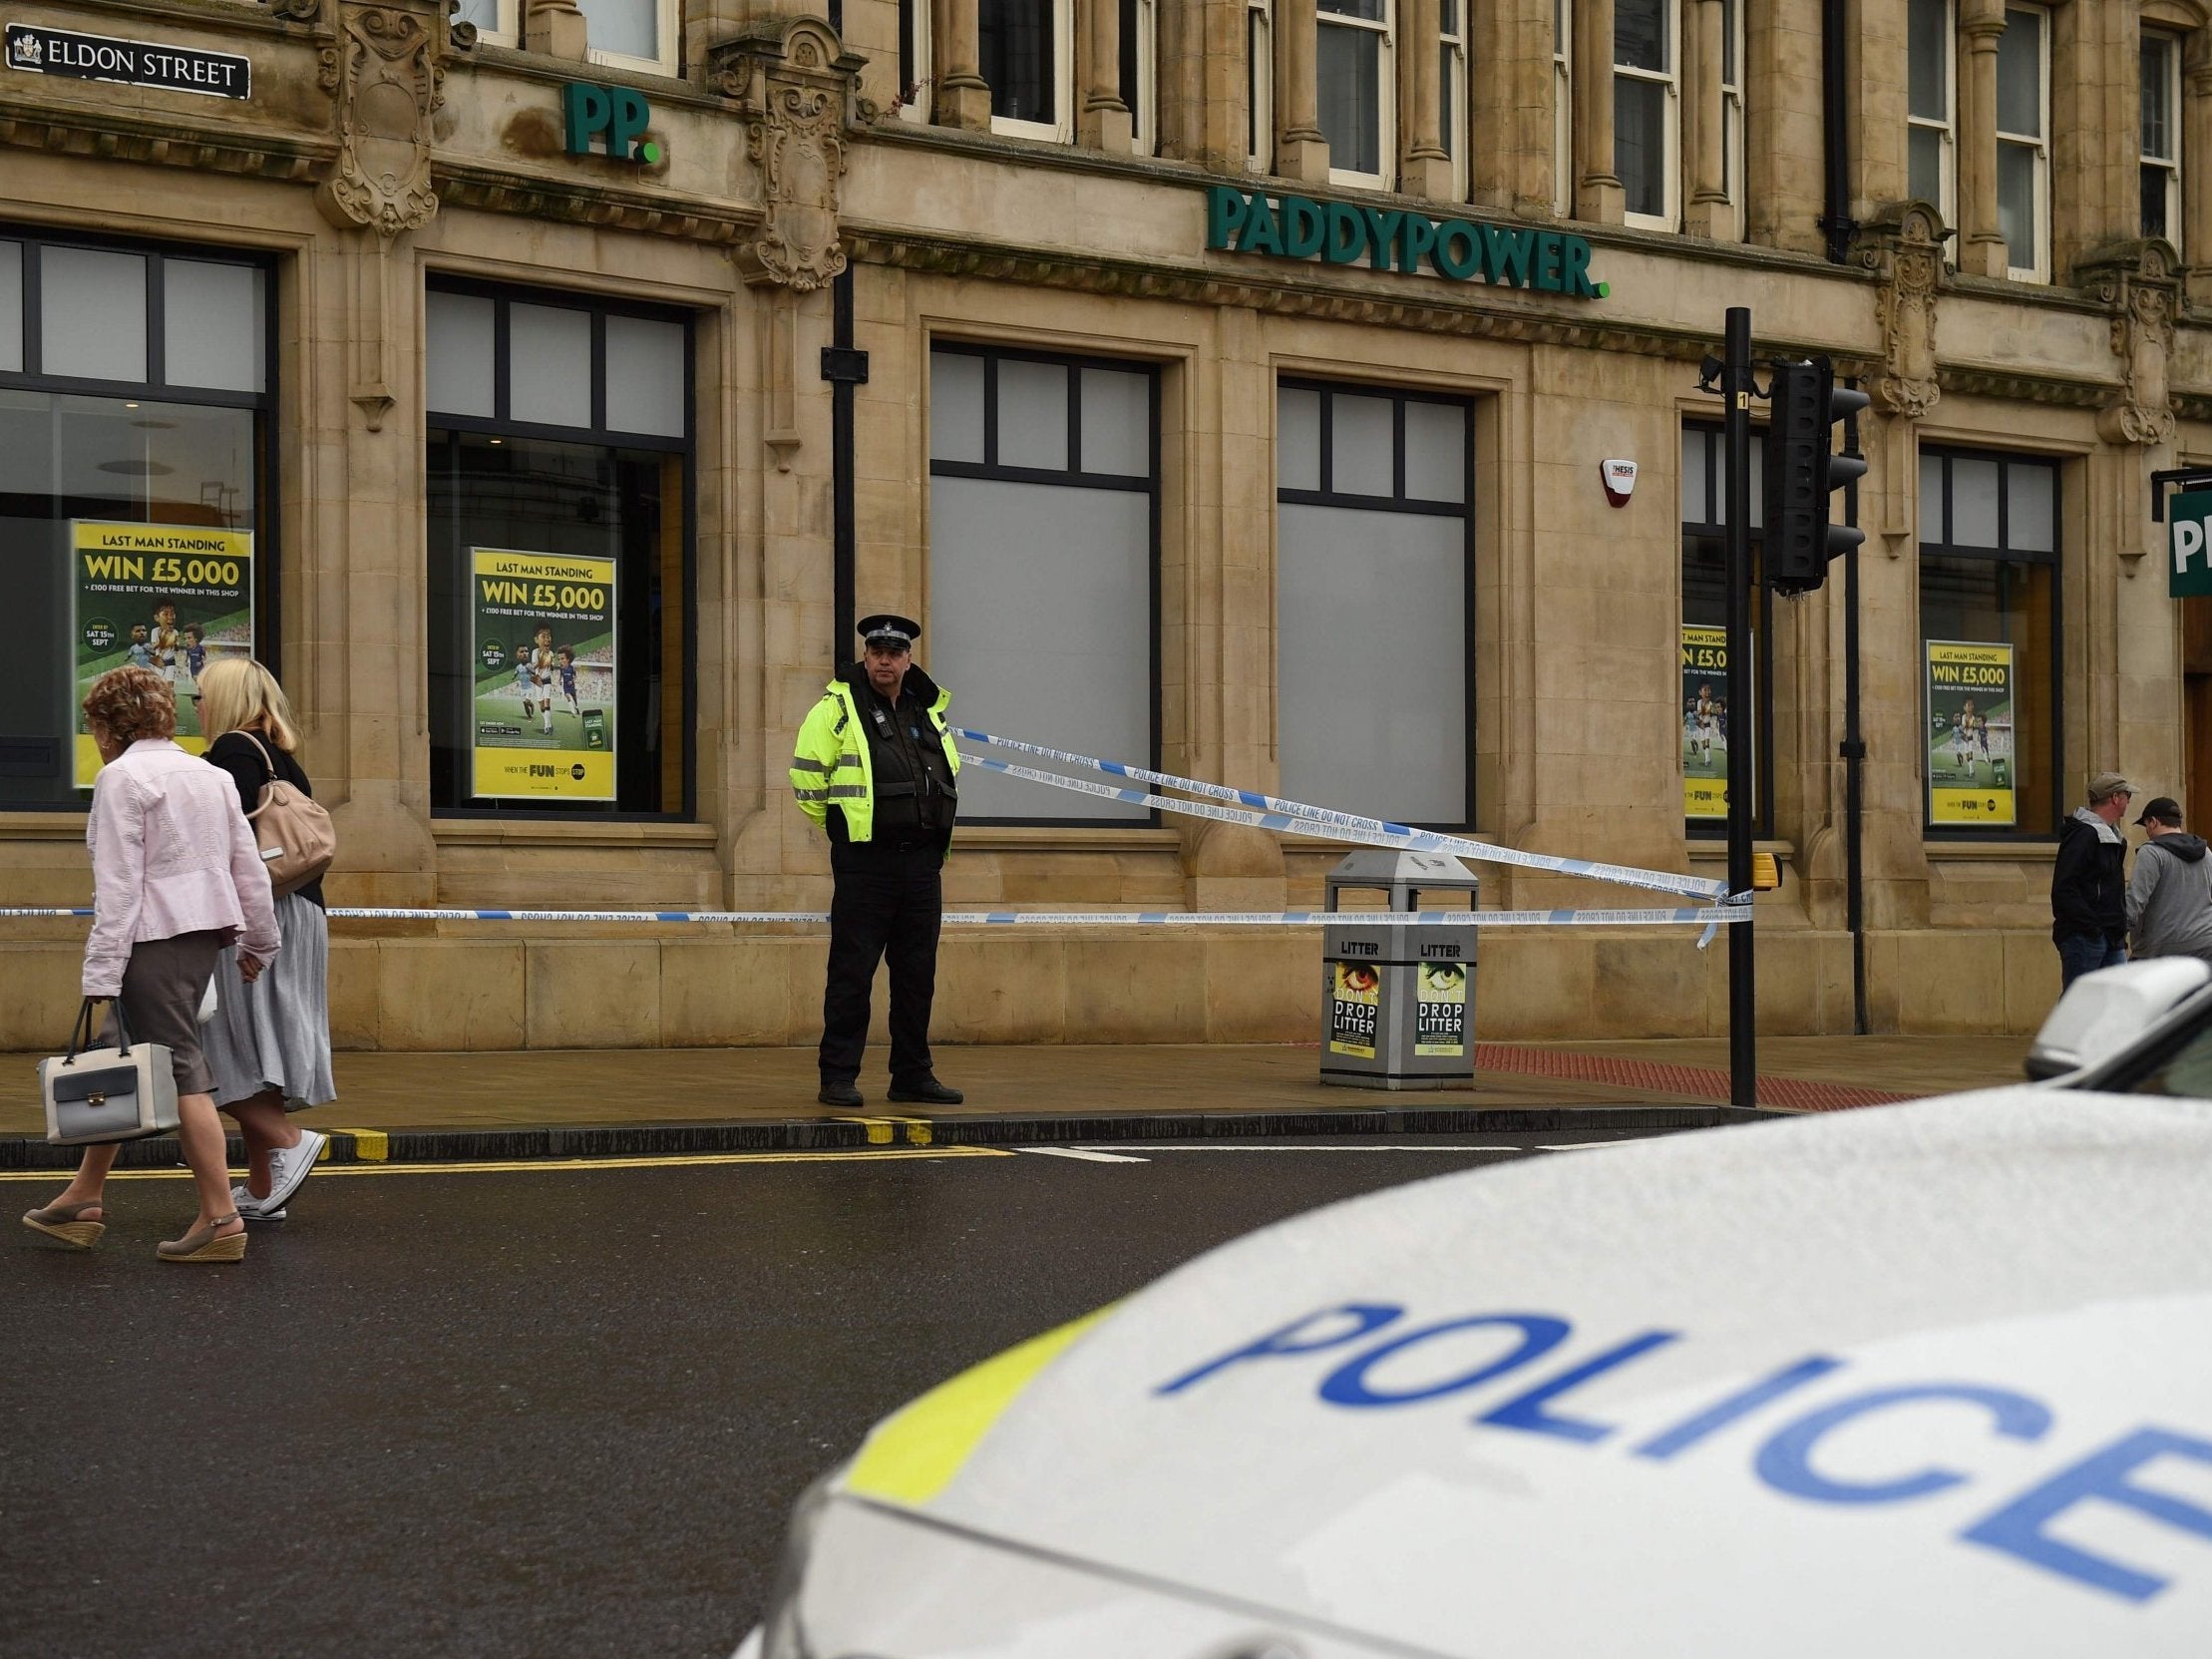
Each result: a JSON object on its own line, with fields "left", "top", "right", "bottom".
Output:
{"left": 23, "top": 666, "right": 281, "bottom": 1264}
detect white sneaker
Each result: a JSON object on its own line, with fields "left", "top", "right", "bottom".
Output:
{"left": 232, "top": 1183, "right": 286, "bottom": 1223}
{"left": 262, "top": 1128, "right": 328, "bottom": 1213}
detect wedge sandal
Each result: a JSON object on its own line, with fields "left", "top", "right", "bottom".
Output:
{"left": 157, "top": 1213, "right": 246, "bottom": 1264}
{"left": 22, "top": 1199, "right": 106, "bottom": 1250}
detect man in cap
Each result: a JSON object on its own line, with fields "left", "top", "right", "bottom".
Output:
{"left": 2126, "top": 795, "right": 2212, "bottom": 966}
{"left": 790, "top": 615, "right": 964, "bottom": 1108}
{"left": 2051, "top": 771, "right": 2133, "bottom": 989}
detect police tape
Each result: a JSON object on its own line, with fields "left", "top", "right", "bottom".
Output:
{"left": 950, "top": 729, "right": 1731, "bottom": 904}
{"left": 0, "top": 905, "right": 1741, "bottom": 949}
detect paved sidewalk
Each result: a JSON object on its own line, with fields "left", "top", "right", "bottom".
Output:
{"left": 0, "top": 1035, "right": 2030, "bottom": 1168}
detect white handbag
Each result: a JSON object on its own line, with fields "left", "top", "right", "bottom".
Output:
{"left": 40, "top": 999, "right": 181, "bottom": 1145}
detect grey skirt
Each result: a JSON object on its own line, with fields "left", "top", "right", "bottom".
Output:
{"left": 203, "top": 891, "right": 336, "bottom": 1111}
{"left": 107, "top": 931, "right": 226, "bottom": 1095}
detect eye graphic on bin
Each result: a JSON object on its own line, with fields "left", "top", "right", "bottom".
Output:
{"left": 1337, "top": 965, "right": 1379, "bottom": 995}
{"left": 1420, "top": 964, "right": 1465, "bottom": 994}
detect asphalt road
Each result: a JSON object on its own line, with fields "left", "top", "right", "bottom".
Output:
{"left": 0, "top": 1130, "right": 1674, "bottom": 1659}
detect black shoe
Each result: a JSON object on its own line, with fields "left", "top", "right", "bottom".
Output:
{"left": 818, "top": 1080, "right": 863, "bottom": 1108}
{"left": 887, "top": 1076, "right": 964, "bottom": 1105}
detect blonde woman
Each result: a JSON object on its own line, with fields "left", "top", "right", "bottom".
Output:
{"left": 24, "top": 666, "right": 277, "bottom": 1262}
{"left": 196, "top": 658, "right": 335, "bottom": 1221}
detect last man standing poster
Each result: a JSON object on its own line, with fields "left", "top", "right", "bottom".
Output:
{"left": 469, "top": 548, "right": 617, "bottom": 801}
{"left": 1925, "top": 639, "right": 2016, "bottom": 827}
{"left": 1681, "top": 624, "right": 1737, "bottom": 820}
{"left": 71, "top": 521, "right": 253, "bottom": 788}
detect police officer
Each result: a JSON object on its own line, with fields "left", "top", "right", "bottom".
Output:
{"left": 791, "top": 615, "right": 963, "bottom": 1108}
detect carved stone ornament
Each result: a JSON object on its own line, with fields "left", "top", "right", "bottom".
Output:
{"left": 264, "top": 0, "right": 327, "bottom": 21}
{"left": 1853, "top": 201, "right": 1947, "bottom": 422}
{"left": 710, "top": 19, "right": 867, "bottom": 291}
{"left": 315, "top": 0, "right": 454, "bottom": 238}
{"left": 2078, "top": 239, "right": 2180, "bottom": 448}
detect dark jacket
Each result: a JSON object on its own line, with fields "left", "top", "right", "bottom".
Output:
{"left": 2127, "top": 831, "right": 2212, "bottom": 962}
{"left": 2050, "top": 806, "right": 2125, "bottom": 946}
{"left": 204, "top": 729, "right": 324, "bottom": 910}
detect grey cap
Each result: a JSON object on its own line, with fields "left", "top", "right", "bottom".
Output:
{"left": 2087, "top": 771, "right": 2134, "bottom": 803}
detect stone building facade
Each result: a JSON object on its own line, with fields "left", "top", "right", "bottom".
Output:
{"left": 1, "top": 0, "right": 2207, "bottom": 1049}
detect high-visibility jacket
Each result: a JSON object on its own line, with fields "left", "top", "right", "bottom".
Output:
{"left": 790, "top": 664, "right": 959, "bottom": 845}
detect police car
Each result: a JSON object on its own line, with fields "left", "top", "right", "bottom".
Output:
{"left": 737, "top": 959, "right": 2212, "bottom": 1658}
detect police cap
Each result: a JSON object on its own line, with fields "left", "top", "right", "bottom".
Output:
{"left": 859, "top": 614, "right": 920, "bottom": 651}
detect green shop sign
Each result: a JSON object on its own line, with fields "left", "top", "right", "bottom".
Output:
{"left": 2170, "top": 488, "right": 2212, "bottom": 598}
{"left": 1205, "top": 185, "right": 1608, "bottom": 298}
{"left": 561, "top": 81, "right": 662, "bottom": 163}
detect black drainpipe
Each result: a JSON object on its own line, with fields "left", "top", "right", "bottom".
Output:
{"left": 1825, "top": 0, "right": 1865, "bottom": 1031}
{"left": 1842, "top": 399, "right": 1867, "bottom": 1035}
{"left": 826, "top": 270, "right": 861, "bottom": 657}
{"left": 824, "top": 0, "right": 861, "bottom": 658}
{"left": 1820, "top": 0, "right": 1856, "bottom": 264}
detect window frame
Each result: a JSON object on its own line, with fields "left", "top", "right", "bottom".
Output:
{"left": 1440, "top": 0, "right": 1469, "bottom": 201}
{"left": 1679, "top": 421, "right": 1774, "bottom": 839}
{"left": 455, "top": 0, "right": 520, "bottom": 46}
{"left": 1248, "top": 0, "right": 1275, "bottom": 171}
{"left": 1122, "top": 0, "right": 1158, "bottom": 156}
{"left": 0, "top": 222, "right": 283, "bottom": 812}
{"left": 1907, "top": 0, "right": 1958, "bottom": 237}
{"left": 582, "top": 0, "right": 681, "bottom": 78}
{"left": 422, "top": 275, "right": 697, "bottom": 823}
{"left": 1276, "top": 376, "right": 1478, "bottom": 832}
{"left": 925, "top": 341, "right": 1163, "bottom": 828}
{"left": 2143, "top": 28, "right": 2183, "bottom": 254}
{"left": 1553, "top": 0, "right": 1574, "bottom": 215}
{"left": 1720, "top": 0, "right": 1744, "bottom": 238}
{"left": 899, "top": 0, "right": 934, "bottom": 122}
{"left": 1614, "top": 0, "right": 1681, "bottom": 231}
{"left": 1317, "top": 0, "right": 1398, "bottom": 190}
{"left": 1996, "top": 3, "right": 2050, "bottom": 283}
{"left": 1916, "top": 444, "right": 2064, "bottom": 842}
{"left": 984, "top": 0, "right": 1078, "bottom": 143}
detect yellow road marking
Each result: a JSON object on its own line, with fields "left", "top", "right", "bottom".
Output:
{"left": 0, "top": 1145, "right": 1012, "bottom": 1182}
{"left": 330, "top": 1127, "right": 387, "bottom": 1160}
{"left": 833, "top": 1114, "right": 939, "bottom": 1146}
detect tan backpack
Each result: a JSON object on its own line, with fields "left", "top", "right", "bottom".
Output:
{"left": 236, "top": 731, "right": 336, "bottom": 898}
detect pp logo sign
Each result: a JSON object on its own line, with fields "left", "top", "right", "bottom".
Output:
{"left": 2169, "top": 488, "right": 2212, "bottom": 598}
{"left": 561, "top": 82, "right": 662, "bottom": 164}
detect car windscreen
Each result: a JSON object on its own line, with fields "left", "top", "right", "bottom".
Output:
{"left": 2080, "top": 984, "right": 2212, "bottom": 1097}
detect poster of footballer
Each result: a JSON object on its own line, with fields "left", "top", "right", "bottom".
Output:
{"left": 70, "top": 520, "right": 254, "bottom": 787}
{"left": 1925, "top": 638, "right": 2015, "bottom": 828}
{"left": 1680, "top": 623, "right": 1742, "bottom": 820}
{"left": 469, "top": 547, "right": 617, "bottom": 801}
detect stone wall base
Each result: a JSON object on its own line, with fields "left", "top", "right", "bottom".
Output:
{"left": 0, "top": 927, "right": 2067, "bottom": 1049}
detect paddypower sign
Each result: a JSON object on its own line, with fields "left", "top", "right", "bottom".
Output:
{"left": 561, "top": 81, "right": 662, "bottom": 164}
{"left": 1206, "top": 185, "right": 1608, "bottom": 298}
{"left": 2170, "top": 489, "right": 2212, "bottom": 599}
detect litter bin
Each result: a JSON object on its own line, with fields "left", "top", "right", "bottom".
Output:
{"left": 1321, "top": 851, "right": 1479, "bottom": 1089}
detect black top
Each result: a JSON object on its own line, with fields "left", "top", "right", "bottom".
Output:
{"left": 205, "top": 729, "right": 325, "bottom": 910}
{"left": 2050, "top": 810, "right": 2124, "bottom": 946}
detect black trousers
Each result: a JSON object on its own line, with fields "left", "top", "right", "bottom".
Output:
{"left": 820, "top": 837, "right": 945, "bottom": 1085}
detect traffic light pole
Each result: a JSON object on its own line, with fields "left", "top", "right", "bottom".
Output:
{"left": 1723, "top": 308, "right": 1757, "bottom": 1110}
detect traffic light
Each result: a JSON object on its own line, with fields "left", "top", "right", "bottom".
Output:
{"left": 1762, "top": 358, "right": 1870, "bottom": 596}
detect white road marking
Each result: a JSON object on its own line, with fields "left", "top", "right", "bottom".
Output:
{"left": 1012, "top": 1146, "right": 1153, "bottom": 1163}
{"left": 1066, "top": 1143, "right": 1534, "bottom": 1154}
